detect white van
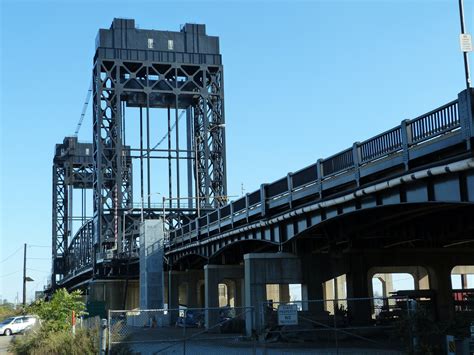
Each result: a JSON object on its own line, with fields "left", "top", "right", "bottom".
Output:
{"left": 0, "top": 316, "right": 38, "bottom": 336}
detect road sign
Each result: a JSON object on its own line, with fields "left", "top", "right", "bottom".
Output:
{"left": 460, "top": 34, "right": 473, "bottom": 52}
{"left": 278, "top": 304, "right": 298, "bottom": 326}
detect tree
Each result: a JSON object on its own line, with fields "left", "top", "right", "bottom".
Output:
{"left": 27, "top": 288, "right": 86, "bottom": 332}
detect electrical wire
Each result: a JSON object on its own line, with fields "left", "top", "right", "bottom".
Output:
{"left": 26, "top": 268, "right": 50, "bottom": 273}
{"left": 74, "top": 80, "right": 93, "bottom": 137}
{"left": 0, "top": 270, "right": 21, "bottom": 278}
{"left": 0, "top": 246, "right": 22, "bottom": 264}
{"left": 142, "top": 109, "right": 186, "bottom": 157}
{"left": 27, "top": 258, "right": 50, "bottom": 260}
{"left": 28, "top": 245, "right": 49, "bottom": 248}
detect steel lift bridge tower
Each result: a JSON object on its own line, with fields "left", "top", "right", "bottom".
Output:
{"left": 52, "top": 19, "right": 227, "bottom": 290}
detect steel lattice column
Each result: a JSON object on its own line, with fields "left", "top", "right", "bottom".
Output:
{"left": 52, "top": 163, "right": 68, "bottom": 284}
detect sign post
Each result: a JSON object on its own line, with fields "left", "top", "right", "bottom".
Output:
{"left": 71, "top": 310, "right": 76, "bottom": 336}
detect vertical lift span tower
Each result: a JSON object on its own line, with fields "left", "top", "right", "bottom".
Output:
{"left": 92, "top": 19, "right": 227, "bottom": 279}
{"left": 51, "top": 19, "right": 227, "bottom": 306}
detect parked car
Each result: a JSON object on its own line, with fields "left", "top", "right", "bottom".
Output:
{"left": 0, "top": 316, "right": 38, "bottom": 336}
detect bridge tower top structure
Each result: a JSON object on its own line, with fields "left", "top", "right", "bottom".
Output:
{"left": 93, "top": 18, "right": 227, "bottom": 266}
{"left": 52, "top": 137, "right": 94, "bottom": 286}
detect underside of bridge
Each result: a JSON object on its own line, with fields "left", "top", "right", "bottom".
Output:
{"left": 166, "top": 202, "right": 474, "bottom": 332}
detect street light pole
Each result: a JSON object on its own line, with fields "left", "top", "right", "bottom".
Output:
{"left": 22, "top": 243, "right": 26, "bottom": 306}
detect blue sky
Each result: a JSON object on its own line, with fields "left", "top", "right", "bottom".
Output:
{"left": 1, "top": 0, "right": 473, "bottom": 302}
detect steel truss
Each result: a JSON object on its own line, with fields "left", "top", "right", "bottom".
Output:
{"left": 52, "top": 137, "right": 94, "bottom": 285}
{"left": 92, "top": 19, "right": 227, "bottom": 264}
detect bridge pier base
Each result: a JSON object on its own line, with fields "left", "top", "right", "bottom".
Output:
{"left": 88, "top": 279, "right": 139, "bottom": 314}
{"left": 204, "top": 264, "right": 244, "bottom": 331}
{"left": 244, "top": 253, "right": 302, "bottom": 335}
{"left": 166, "top": 270, "right": 203, "bottom": 324}
{"left": 345, "top": 255, "right": 371, "bottom": 325}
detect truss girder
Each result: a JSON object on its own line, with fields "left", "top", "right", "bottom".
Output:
{"left": 52, "top": 164, "right": 68, "bottom": 260}
{"left": 92, "top": 59, "right": 226, "bottom": 253}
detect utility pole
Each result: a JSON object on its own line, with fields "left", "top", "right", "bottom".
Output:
{"left": 22, "top": 243, "right": 26, "bottom": 306}
{"left": 458, "top": 0, "right": 472, "bottom": 90}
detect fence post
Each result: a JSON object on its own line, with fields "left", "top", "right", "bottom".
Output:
{"left": 251, "top": 307, "right": 257, "bottom": 355}
{"left": 100, "top": 318, "right": 108, "bottom": 355}
{"left": 183, "top": 309, "right": 186, "bottom": 355}
{"left": 333, "top": 299, "right": 339, "bottom": 353}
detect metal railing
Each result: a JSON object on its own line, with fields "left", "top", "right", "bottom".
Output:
{"left": 168, "top": 91, "right": 472, "bottom": 245}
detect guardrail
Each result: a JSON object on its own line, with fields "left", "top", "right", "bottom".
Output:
{"left": 167, "top": 90, "right": 473, "bottom": 247}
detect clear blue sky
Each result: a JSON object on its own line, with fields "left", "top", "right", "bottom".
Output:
{"left": 1, "top": 0, "right": 472, "bottom": 303}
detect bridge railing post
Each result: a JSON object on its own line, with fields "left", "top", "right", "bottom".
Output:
{"left": 316, "top": 159, "right": 323, "bottom": 195}
{"left": 401, "top": 119, "right": 412, "bottom": 170}
{"left": 260, "top": 184, "right": 268, "bottom": 217}
{"left": 352, "top": 142, "right": 361, "bottom": 186}
{"left": 245, "top": 193, "right": 250, "bottom": 223}
{"left": 458, "top": 88, "right": 474, "bottom": 149}
{"left": 287, "top": 173, "right": 293, "bottom": 208}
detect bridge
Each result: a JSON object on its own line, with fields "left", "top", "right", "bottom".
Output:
{"left": 49, "top": 19, "right": 474, "bottom": 330}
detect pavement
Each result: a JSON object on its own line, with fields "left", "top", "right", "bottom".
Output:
{"left": 110, "top": 327, "right": 403, "bottom": 355}
{"left": 0, "top": 335, "right": 12, "bottom": 355}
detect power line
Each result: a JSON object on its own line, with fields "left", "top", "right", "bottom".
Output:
{"left": 0, "top": 270, "right": 21, "bottom": 278}
{"left": 74, "top": 80, "right": 93, "bottom": 137}
{"left": 29, "top": 258, "right": 51, "bottom": 261}
{"left": 0, "top": 246, "right": 22, "bottom": 264}
{"left": 143, "top": 109, "right": 186, "bottom": 157}
{"left": 28, "top": 245, "right": 49, "bottom": 248}
{"left": 27, "top": 268, "right": 50, "bottom": 273}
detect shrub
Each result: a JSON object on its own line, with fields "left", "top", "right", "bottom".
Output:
{"left": 27, "top": 288, "right": 86, "bottom": 332}
{"left": 10, "top": 327, "right": 98, "bottom": 355}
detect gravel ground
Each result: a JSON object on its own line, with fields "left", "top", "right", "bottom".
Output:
{"left": 0, "top": 335, "right": 12, "bottom": 355}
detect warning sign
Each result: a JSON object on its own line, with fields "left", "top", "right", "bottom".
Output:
{"left": 277, "top": 304, "right": 298, "bottom": 326}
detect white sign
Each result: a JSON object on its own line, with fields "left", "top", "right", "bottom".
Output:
{"left": 460, "top": 34, "right": 473, "bottom": 52}
{"left": 277, "top": 304, "right": 298, "bottom": 326}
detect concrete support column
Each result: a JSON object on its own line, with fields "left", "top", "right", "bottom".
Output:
{"left": 428, "top": 264, "right": 454, "bottom": 321}
{"left": 413, "top": 267, "right": 430, "bottom": 290}
{"left": 204, "top": 264, "right": 244, "bottom": 330}
{"left": 185, "top": 270, "right": 202, "bottom": 308}
{"left": 167, "top": 271, "right": 181, "bottom": 325}
{"left": 301, "top": 254, "right": 326, "bottom": 313}
{"left": 244, "top": 253, "right": 303, "bottom": 335}
{"left": 346, "top": 257, "right": 371, "bottom": 325}
{"left": 166, "top": 270, "right": 203, "bottom": 324}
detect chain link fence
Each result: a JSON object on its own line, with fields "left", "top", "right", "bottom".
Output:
{"left": 108, "top": 306, "right": 256, "bottom": 354}
{"left": 260, "top": 297, "right": 411, "bottom": 353}
{"left": 106, "top": 294, "right": 474, "bottom": 354}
